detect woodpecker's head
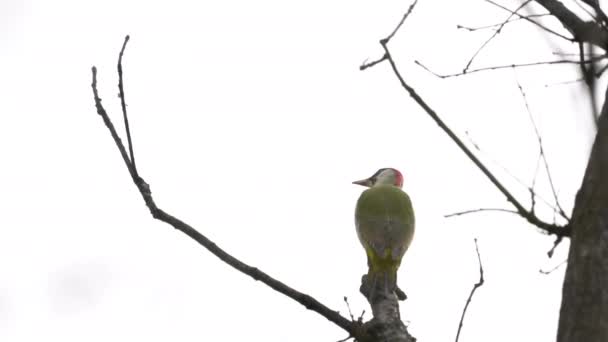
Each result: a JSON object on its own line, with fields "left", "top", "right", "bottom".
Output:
{"left": 353, "top": 168, "right": 404, "bottom": 188}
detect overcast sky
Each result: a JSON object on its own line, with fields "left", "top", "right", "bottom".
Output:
{"left": 0, "top": 0, "right": 599, "bottom": 341}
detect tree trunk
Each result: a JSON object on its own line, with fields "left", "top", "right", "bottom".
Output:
{"left": 557, "top": 91, "right": 608, "bottom": 341}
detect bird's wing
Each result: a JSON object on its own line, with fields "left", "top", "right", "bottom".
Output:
{"left": 355, "top": 186, "right": 415, "bottom": 261}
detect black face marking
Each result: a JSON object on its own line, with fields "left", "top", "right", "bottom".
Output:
{"left": 372, "top": 168, "right": 388, "bottom": 178}
{"left": 370, "top": 168, "right": 389, "bottom": 184}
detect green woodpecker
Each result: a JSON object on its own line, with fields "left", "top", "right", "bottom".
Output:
{"left": 353, "top": 168, "right": 415, "bottom": 298}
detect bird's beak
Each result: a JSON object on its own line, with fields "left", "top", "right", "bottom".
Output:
{"left": 352, "top": 178, "right": 373, "bottom": 187}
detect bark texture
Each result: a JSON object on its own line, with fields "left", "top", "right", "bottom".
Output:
{"left": 557, "top": 96, "right": 608, "bottom": 341}
{"left": 360, "top": 285, "right": 416, "bottom": 342}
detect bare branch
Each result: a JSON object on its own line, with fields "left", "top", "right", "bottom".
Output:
{"left": 91, "top": 44, "right": 366, "bottom": 340}
{"left": 486, "top": 0, "right": 574, "bottom": 42}
{"left": 548, "top": 235, "right": 565, "bottom": 258}
{"left": 540, "top": 259, "right": 567, "bottom": 274}
{"left": 117, "top": 35, "right": 137, "bottom": 176}
{"left": 361, "top": 11, "right": 570, "bottom": 236}
{"left": 344, "top": 296, "right": 355, "bottom": 322}
{"left": 530, "top": 187, "right": 538, "bottom": 214}
{"left": 544, "top": 77, "right": 586, "bottom": 87}
{"left": 360, "top": 54, "right": 387, "bottom": 71}
{"left": 455, "top": 238, "right": 485, "bottom": 342}
{"left": 515, "top": 77, "right": 570, "bottom": 220}
{"left": 552, "top": 51, "right": 603, "bottom": 57}
{"left": 444, "top": 208, "right": 519, "bottom": 218}
{"left": 359, "top": 0, "right": 417, "bottom": 72}
{"left": 463, "top": 0, "right": 533, "bottom": 73}
{"left": 457, "top": 14, "right": 550, "bottom": 32}
{"left": 91, "top": 67, "right": 137, "bottom": 181}
{"left": 416, "top": 57, "right": 603, "bottom": 79}
{"left": 534, "top": 0, "right": 608, "bottom": 48}
{"left": 372, "top": 47, "right": 569, "bottom": 236}
{"left": 465, "top": 131, "right": 565, "bottom": 215}
{"left": 384, "top": 0, "right": 419, "bottom": 43}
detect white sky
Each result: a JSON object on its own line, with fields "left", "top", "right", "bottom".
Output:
{"left": 0, "top": 0, "right": 599, "bottom": 341}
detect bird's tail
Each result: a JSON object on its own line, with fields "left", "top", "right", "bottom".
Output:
{"left": 368, "top": 266, "right": 398, "bottom": 297}
{"left": 365, "top": 252, "right": 401, "bottom": 301}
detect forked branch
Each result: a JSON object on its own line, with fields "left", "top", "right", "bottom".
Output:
{"left": 361, "top": 3, "right": 570, "bottom": 238}
{"left": 515, "top": 77, "right": 569, "bottom": 220}
{"left": 90, "top": 35, "right": 369, "bottom": 341}
{"left": 455, "top": 239, "right": 485, "bottom": 342}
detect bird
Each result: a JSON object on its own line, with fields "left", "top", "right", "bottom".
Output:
{"left": 353, "top": 168, "right": 415, "bottom": 300}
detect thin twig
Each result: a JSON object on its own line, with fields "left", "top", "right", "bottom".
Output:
{"left": 457, "top": 14, "right": 550, "bottom": 31}
{"left": 530, "top": 187, "right": 537, "bottom": 214}
{"left": 463, "top": 0, "right": 533, "bottom": 73}
{"left": 552, "top": 51, "right": 603, "bottom": 57}
{"left": 117, "top": 35, "right": 137, "bottom": 175}
{"left": 336, "top": 297, "right": 357, "bottom": 342}
{"left": 384, "top": 0, "right": 419, "bottom": 43}
{"left": 544, "top": 77, "right": 586, "bottom": 87}
{"left": 344, "top": 296, "right": 355, "bottom": 321}
{"left": 515, "top": 77, "right": 569, "bottom": 220}
{"left": 455, "top": 238, "right": 485, "bottom": 342}
{"left": 547, "top": 235, "right": 564, "bottom": 258}
{"left": 360, "top": 54, "right": 388, "bottom": 71}
{"left": 359, "top": 0, "right": 417, "bottom": 72}
{"left": 91, "top": 50, "right": 363, "bottom": 339}
{"left": 416, "top": 57, "right": 602, "bottom": 79}
{"left": 371, "top": 44, "right": 570, "bottom": 236}
{"left": 540, "top": 259, "right": 567, "bottom": 274}
{"left": 444, "top": 208, "right": 519, "bottom": 218}
{"left": 464, "top": 131, "right": 565, "bottom": 215}
{"left": 361, "top": 14, "right": 570, "bottom": 236}
{"left": 486, "top": 0, "right": 574, "bottom": 42}
{"left": 534, "top": 0, "right": 608, "bottom": 48}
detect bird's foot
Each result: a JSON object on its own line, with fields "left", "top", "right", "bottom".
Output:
{"left": 395, "top": 286, "right": 407, "bottom": 301}
{"left": 360, "top": 274, "right": 372, "bottom": 300}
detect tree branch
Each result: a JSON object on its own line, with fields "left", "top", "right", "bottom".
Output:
{"left": 534, "top": 0, "right": 608, "bottom": 49}
{"left": 540, "top": 258, "right": 567, "bottom": 274}
{"left": 385, "top": 0, "right": 418, "bottom": 43}
{"left": 117, "top": 35, "right": 137, "bottom": 175}
{"left": 455, "top": 238, "right": 485, "bottom": 342}
{"left": 416, "top": 57, "right": 604, "bottom": 79}
{"left": 382, "top": 55, "right": 568, "bottom": 236}
{"left": 90, "top": 38, "right": 369, "bottom": 341}
{"left": 465, "top": 130, "right": 567, "bottom": 216}
{"left": 444, "top": 208, "right": 519, "bottom": 218}
{"left": 364, "top": 12, "right": 570, "bottom": 237}
{"left": 515, "top": 77, "right": 570, "bottom": 220}
{"left": 462, "top": 0, "right": 534, "bottom": 73}
{"left": 457, "top": 14, "right": 551, "bottom": 32}
{"left": 360, "top": 54, "right": 388, "bottom": 71}
{"left": 486, "top": 0, "right": 574, "bottom": 42}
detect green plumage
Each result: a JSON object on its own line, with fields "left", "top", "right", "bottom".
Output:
{"left": 355, "top": 185, "right": 415, "bottom": 296}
